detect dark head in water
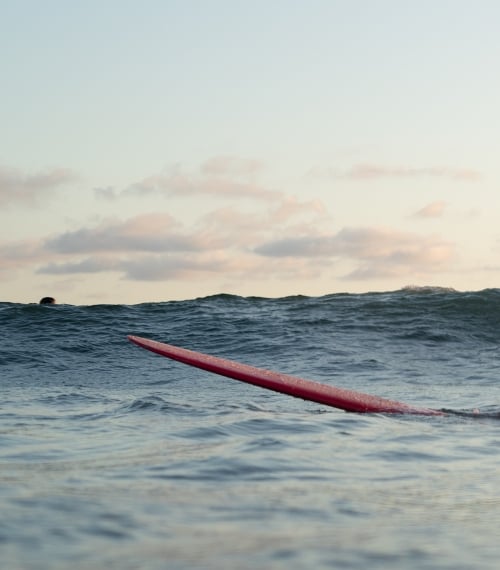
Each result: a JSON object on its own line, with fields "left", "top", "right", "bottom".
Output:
{"left": 39, "top": 297, "right": 56, "bottom": 305}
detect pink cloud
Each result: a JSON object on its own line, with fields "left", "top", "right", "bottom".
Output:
{"left": 413, "top": 201, "right": 447, "bottom": 219}
{"left": 200, "top": 156, "right": 264, "bottom": 177}
{"left": 122, "top": 157, "right": 281, "bottom": 201}
{"left": 0, "top": 166, "right": 77, "bottom": 207}
{"left": 255, "top": 226, "right": 454, "bottom": 280}
{"left": 1, "top": 194, "right": 455, "bottom": 288}
{"left": 269, "top": 196, "right": 327, "bottom": 224}
{"left": 309, "top": 163, "right": 481, "bottom": 182}
{"left": 44, "top": 213, "right": 215, "bottom": 255}
{"left": 0, "top": 239, "right": 44, "bottom": 271}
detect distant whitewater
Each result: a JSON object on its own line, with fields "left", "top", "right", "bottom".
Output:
{"left": 2, "top": 288, "right": 500, "bottom": 569}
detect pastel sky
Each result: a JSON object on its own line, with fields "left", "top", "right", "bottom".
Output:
{"left": 1, "top": 0, "right": 499, "bottom": 304}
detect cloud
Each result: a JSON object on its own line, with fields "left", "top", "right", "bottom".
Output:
{"left": 269, "top": 196, "right": 327, "bottom": 224}
{"left": 195, "top": 196, "right": 330, "bottom": 249}
{"left": 255, "top": 226, "right": 454, "bottom": 280}
{"left": 37, "top": 250, "right": 257, "bottom": 282}
{"left": 1, "top": 194, "right": 453, "bottom": 288}
{"left": 27, "top": 195, "right": 331, "bottom": 282}
{"left": 50, "top": 189, "right": 329, "bottom": 265}
{"left": 0, "top": 166, "right": 77, "bottom": 207}
{"left": 126, "top": 171, "right": 278, "bottom": 200}
{"left": 120, "top": 252, "right": 235, "bottom": 281}
{"left": 413, "top": 201, "right": 447, "bottom": 219}
{"left": 308, "top": 163, "right": 481, "bottom": 182}
{"left": 255, "top": 235, "right": 337, "bottom": 257}
{"left": 113, "top": 157, "right": 281, "bottom": 201}
{"left": 344, "top": 244, "right": 453, "bottom": 280}
{"left": 200, "top": 156, "right": 264, "bottom": 177}
{"left": 37, "top": 257, "right": 120, "bottom": 275}
{"left": 0, "top": 239, "right": 44, "bottom": 273}
{"left": 44, "top": 213, "right": 218, "bottom": 254}
{"left": 94, "top": 186, "right": 117, "bottom": 201}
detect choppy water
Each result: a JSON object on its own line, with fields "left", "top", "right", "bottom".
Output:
{"left": 2, "top": 287, "right": 500, "bottom": 569}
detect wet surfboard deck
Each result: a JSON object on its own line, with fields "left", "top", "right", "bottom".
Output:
{"left": 128, "top": 335, "right": 444, "bottom": 415}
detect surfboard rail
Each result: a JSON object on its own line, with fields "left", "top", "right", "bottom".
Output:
{"left": 128, "top": 335, "right": 444, "bottom": 416}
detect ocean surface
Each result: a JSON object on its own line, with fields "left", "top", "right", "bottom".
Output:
{"left": 1, "top": 287, "right": 500, "bottom": 569}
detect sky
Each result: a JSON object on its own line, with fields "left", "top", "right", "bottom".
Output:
{"left": 1, "top": 0, "right": 500, "bottom": 304}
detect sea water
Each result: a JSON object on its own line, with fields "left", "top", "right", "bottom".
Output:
{"left": 1, "top": 288, "right": 500, "bottom": 569}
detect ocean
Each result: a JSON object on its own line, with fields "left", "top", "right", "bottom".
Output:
{"left": 1, "top": 287, "right": 500, "bottom": 569}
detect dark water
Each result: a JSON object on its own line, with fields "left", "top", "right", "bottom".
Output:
{"left": 2, "top": 287, "right": 500, "bottom": 569}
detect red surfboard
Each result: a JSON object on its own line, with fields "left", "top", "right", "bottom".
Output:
{"left": 128, "top": 335, "right": 444, "bottom": 415}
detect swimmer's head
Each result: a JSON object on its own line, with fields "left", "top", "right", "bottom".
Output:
{"left": 39, "top": 297, "right": 56, "bottom": 305}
